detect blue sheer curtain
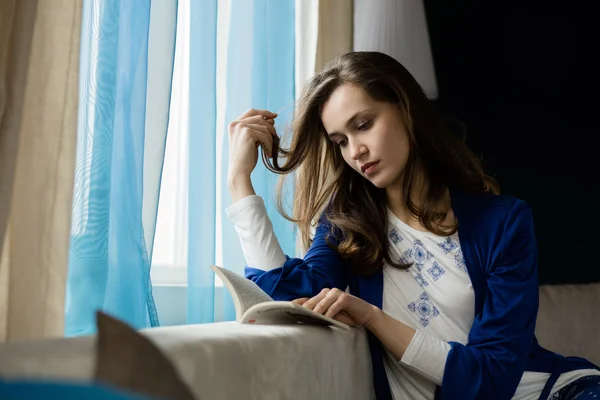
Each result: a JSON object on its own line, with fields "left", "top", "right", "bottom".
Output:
{"left": 187, "top": 0, "right": 218, "bottom": 324}
{"left": 218, "top": 0, "right": 296, "bottom": 320}
{"left": 65, "top": 0, "right": 178, "bottom": 335}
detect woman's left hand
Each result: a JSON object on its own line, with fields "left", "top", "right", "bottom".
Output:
{"left": 293, "top": 288, "right": 380, "bottom": 328}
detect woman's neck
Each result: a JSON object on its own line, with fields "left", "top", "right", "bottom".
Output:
{"left": 385, "top": 173, "right": 428, "bottom": 230}
{"left": 385, "top": 174, "right": 453, "bottom": 233}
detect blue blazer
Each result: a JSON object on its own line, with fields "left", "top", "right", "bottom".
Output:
{"left": 245, "top": 189, "right": 599, "bottom": 399}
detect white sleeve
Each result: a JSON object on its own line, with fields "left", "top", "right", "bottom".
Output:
{"left": 399, "top": 329, "right": 452, "bottom": 386}
{"left": 225, "top": 195, "right": 287, "bottom": 271}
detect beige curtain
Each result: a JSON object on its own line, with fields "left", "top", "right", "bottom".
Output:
{"left": 315, "top": 0, "right": 353, "bottom": 212}
{"left": 0, "top": 0, "right": 81, "bottom": 342}
{"left": 315, "top": 0, "right": 353, "bottom": 71}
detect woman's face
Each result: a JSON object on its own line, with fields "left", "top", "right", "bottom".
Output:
{"left": 321, "top": 83, "right": 411, "bottom": 190}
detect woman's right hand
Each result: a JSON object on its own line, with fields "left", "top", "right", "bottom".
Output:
{"left": 227, "top": 108, "right": 278, "bottom": 182}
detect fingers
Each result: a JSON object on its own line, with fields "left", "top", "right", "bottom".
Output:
{"left": 239, "top": 114, "right": 276, "bottom": 128}
{"left": 240, "top": 124, "right": 274, "bottom": 157}
{"left": 229, "top": 115, "right": 275, "bottom": 134}
{"left": 302, "top": 288, "right": 330, "bottom": 311}
{"left": 313, "top": 289, "right": 341, "bottom": 315}
{"left": 238, "top": 108, "right": 277, "bottom": 120}
{"left": 333, "top": 312, "right": 355, "bottom": 327}
{"left": 228, "top": 113, "right": 279, "bottom": 159}
{"left": 292, "top": 297, "right": 310, "bottom": 306}
{"left": 302, "top": 289, "right": 355, "bottom": 326}
{"left": 303, "top": 288, "right": 346, "bottom": 316}
{"left": 240, "top": 116, "right": 277, "bottom": 138}
{"left": 323, "top": 294, "right": 349, "bottom": 319}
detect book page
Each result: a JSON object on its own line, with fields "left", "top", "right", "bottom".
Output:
{"left": 210, "top": 265, "right": 273, "bottom": 320}
{"left": 241, "top": 301, "right": 351, "bottom": 330}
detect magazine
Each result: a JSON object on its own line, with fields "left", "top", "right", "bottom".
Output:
{"left": 210, "top": 265, "right": 350, "bottom": 330}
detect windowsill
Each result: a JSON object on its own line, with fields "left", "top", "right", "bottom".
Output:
{"left": 153, "top": 283, "right": 188, "bottom": 287}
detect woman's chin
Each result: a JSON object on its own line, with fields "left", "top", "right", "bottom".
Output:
{"left": 365, "top": 175, "right": 388, "bottom": 189}
{"left": 367, "top": 172, "right": 403, "bottom": 191}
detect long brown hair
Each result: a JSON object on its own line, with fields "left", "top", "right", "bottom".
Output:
{"left": 263, "top": 51, "right": 497, "bottom": 276}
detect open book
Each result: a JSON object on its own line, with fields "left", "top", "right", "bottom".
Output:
{"left": 210, "top": 265, "right": 350, "bottom": 330}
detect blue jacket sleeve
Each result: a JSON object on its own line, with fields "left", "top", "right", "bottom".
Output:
{"left": 440, "top": 201, "right": 539, "bottom": 400}
{"left": 244, "top": 215, "right": 348, "bottom": 301}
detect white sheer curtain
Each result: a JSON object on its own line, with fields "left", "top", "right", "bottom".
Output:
{"left": 295, "top": 0, "right": 319, "bottom": 97}
{"left": 151, "top": 0, "right": 231, "bottom": 287}
{"left": 150, "top": 0, "right": 191, "bottom": 286}
{"left": 153, "top": 0, "right": 323, "bottom": 284}
{"left": 353, "top": 0, "right": 438, "bottom": 99}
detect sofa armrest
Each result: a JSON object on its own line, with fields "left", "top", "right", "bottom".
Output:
{"left": 0, "top": 322, "right": 375, "bottom": 400}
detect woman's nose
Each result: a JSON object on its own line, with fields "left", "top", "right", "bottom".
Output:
{"left": 350, "top": 140, "right": 367, "bottom": 160}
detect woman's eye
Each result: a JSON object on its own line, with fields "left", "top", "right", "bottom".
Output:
{"left": 337, "top": 139, "right": 347, "bottom": 147}
{"left": 357, "top": 120, "right": 372, "bottom": 131}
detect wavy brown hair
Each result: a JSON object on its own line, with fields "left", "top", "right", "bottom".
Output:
{"left": 263, "top": 51, "right": 497, "bottom": 276}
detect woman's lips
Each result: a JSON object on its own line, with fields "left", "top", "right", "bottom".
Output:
{"left": 361, "top": 161, "right": 380, "bottom": 175}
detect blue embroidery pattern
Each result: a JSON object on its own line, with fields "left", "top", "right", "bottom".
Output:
{"left": 408, "top": 292, "right": 440, "bottom": 327}
{"left": 427, "top": 261, "right": 445, "bottom": 281}
{"left": 438, "top": 237, "right": 458, "bottom": 254}
{"left": 403, "top": 239, "right": 432, "bottom": 271}
{"left": 389, "top": 228, "right": 402, "bottom": 244}
{"left": 398, "top": 254, "right": 411, "bottom": 265}
{"left": 454, "top": 250, "right": 467, "bottom": 273}
{"left": 414, "top": 273, "right": 429, "bottom": 287}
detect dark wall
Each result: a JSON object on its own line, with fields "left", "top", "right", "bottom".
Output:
{"left": 424, "top": 1, "right": 599, "bottom": 284}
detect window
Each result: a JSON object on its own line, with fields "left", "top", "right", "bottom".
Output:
{"left": 151, "top": 0, "right": 231, "bottom": 287}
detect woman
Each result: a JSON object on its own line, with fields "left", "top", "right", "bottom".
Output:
{"left": 225, "top": 51, "right": 599, "bottom": 400}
